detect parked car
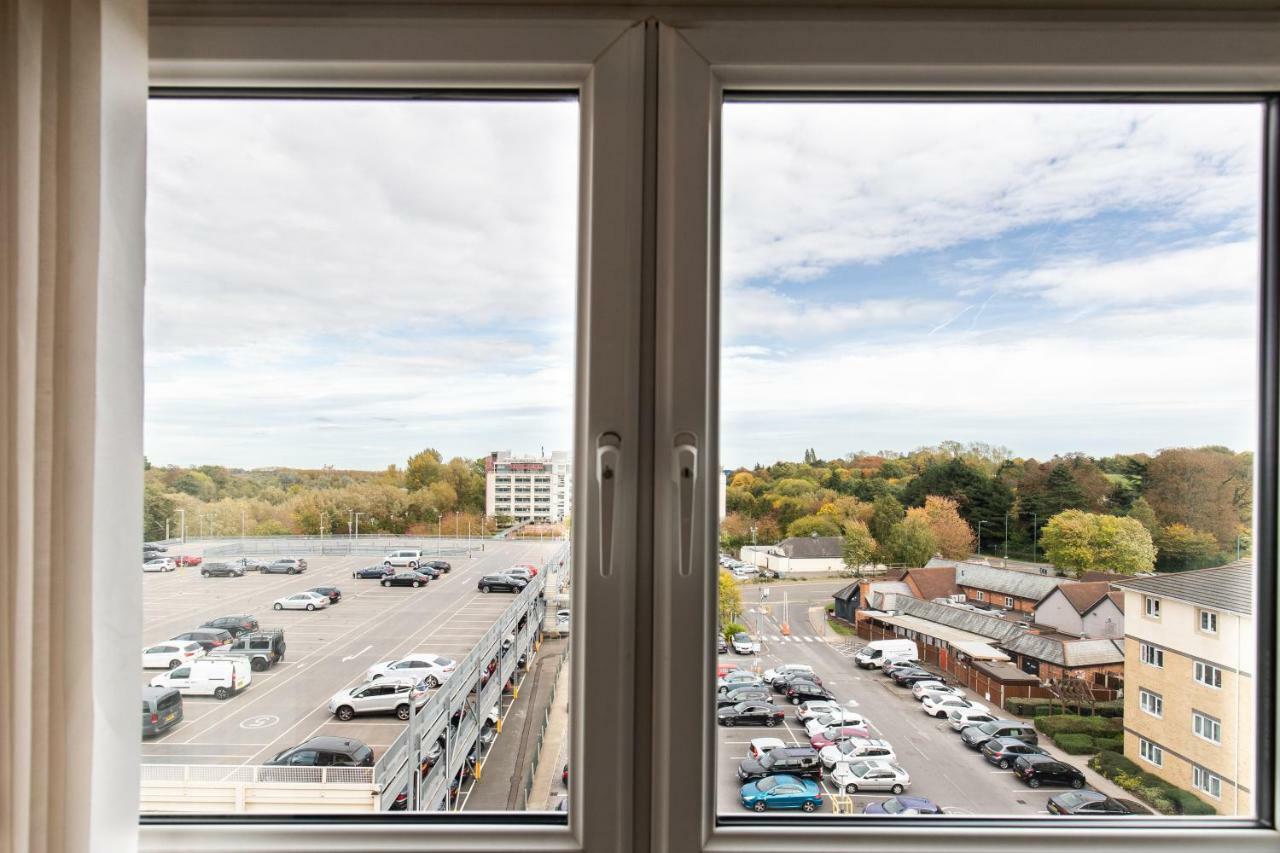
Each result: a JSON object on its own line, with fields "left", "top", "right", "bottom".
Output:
{"left": 819, "top": 737, "right": 896, "bottom": 769}
{"left": 771, "top": 671, "right": 824, "bottom": 691}
{"left": 234, "top": 557, "right": 271, "bottom": 572}
{"left": 717, "top": 701, "right": 785, "bottom": 727}
{"left": 142, "top": 640, "right": 205, "bottom": 669}
{"left": 423, "top": 560, "right": 451, "bottom": 573}
{"left": 717, "top": 635, "right": 729, "bottom": 654}
{"left": 831, "top": 759, "right": 910, "bottom": 794}
{"left": 382, "top": 571, "right": 430, "bottom": 588}
{"left": 911, "top": 680, "right": 961, "bottom": 700}
{"left": 327, "top": 678, "right": 426, "bottom": 721}
{"left": 736, "top": 746, "right": 823, "bottom": 782}
{"left": 1047, "top": 791, "right": 1154, "bottom": 815}
{"left": 365, "top": 654, "right": 457, "bottom": 688}
{"left": 353, "top": 564, "right": 393, "bottom": 579}
{"left": 143, "top": 543, "right": 167, "bottom": 553}
{"left": 738, "top": 775, "right": 823, "bottom": 813}
{"left": 169, "top": 628, "right": 233, "bottom": 652}
{"left": 205, "top": 629, "right": 286, "bottom": 671}
{"left": 948, "top": 708, "right": 1001, "bottom": 731}
{"left": 881, "top": 660, "right": 921, "bottom": 678}
{"left": 200, "top": 561, "right": 245, "bottom": 578}
{"left": 199, "top": 614, "right": 259, "bottom": 638}
{"left": 383, "top": 549, "right": 425, "bottom": 568}
{"left": 716, "top": 671, "right": 763, "bottom": 693}
{"left": 141, "top": 686, "right": 183, "bottom": 738}
{"left": 730, "top": 632, "right": 759, "bottom": 655}
{"left": 504, "top": 567, "right": 535, "bottom": 582}
{"left": 174, "top": 555, "right": 203, "bottom": 567}
{"left": 309, "top": 586, "right": 342, "bottom": 604}
{"left": 717, "top": 687, "right": 771, "bottom": 708}
{"left": 1012, "top": 754, "right": 1086, "bottom": 789}
{"left": 264, "top": 736, "right": 374, "bottom": 767}
{"left": 762, "top": 663, "right": 814, "bottom": 682}
{"left": 921, "top": 695, "right": 987, "bottom": 718}
{"left": 415, "top": 564, "right": 442, "bottom": 579}
{"left": 981, "top": 736, "right": 1049, "bottom": 769}
{"left": 863, "top": 796, "right": 942, "bottom": 816}
{"left": 273, "top": 591, "right": 329, "bottom": 611}
{"left": 478, "top": 574, "right": 526, "bottom": 593}
{"left": 960, "top": 720, "right": 1039, "bottom": 750}
{"left": 795, "top": 700, "right": 842, "bottom": 723}
{"left": 803, "top": 709, "right": 868, "bottom": 737}
{"left": 809, "top": 724, "right": 870, "bottom": 750}
{"left": 892, "top": 669, "right": 942, "bottom": 687}
{"left": 149, "top": 657, "right": 251, "bottom": 700}
{"left": 854, "top": 639, "right": 919, "bottom": 669}
{"left": 264, "top": 557, "right": 307, "bottom": 574}
{"left": 785, "top": 680, "right": 836, "bottom": 705}
{"left": 143, "top": 558, "right": 176, "bottom": 573}
{"left": 748, "top": 737, "right": 786, "bottom": 759}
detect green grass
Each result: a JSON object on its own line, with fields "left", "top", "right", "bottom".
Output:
{"left": 826, "top": 616, "right": 856, "bottom": 637}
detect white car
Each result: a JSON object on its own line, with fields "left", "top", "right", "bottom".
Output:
{"left": 916, "top": 686, "right": 965, "bottom": 704}
{"left": 830, "top": 759, "right": 911, "bottom": 794}
{"left": 273, "top": 591, "right": 330, "bottom": 611}
{"left": 748, "top": 737, "right": 786, "bottom": 759}
{"left": 142, "top": 640, "right": 205, "bottom": 669}
{"left": 143, "top": 557, "right": 176, "bottom": 572}
{"left": 819, "top": 737, "right": 897, "bottom": 769}
{"left": 504, "top": 567, "right": 535, "bottom": 582}
{"left": 731, "top": 565, "right": 759, "bottom": 578}
{"left": 949, "top": 708, "right": 1001, "bottom": 731}
{"left": 921, "top": 695, "right": 987, "bottom": 718}
{"left": 365, "top": 654, "right": 458, "bottom": 688}
{"left": 763, "top": 664, "right": 814, "bottom": 682}
{"left": 803, "top": 709, "right": 868, "bottom": 737}
{"left": 911, "top": 680, "right": 961, "bottom": 700}
{"left": 795, "top": 700, "right": 842, "bottom": 722}
{"left": 327, "top": 677, "right": 426, "bottom": 720}
{"left": 383, "top": 549, "right": 425, "bottom": 568}
{"left": 730, "top": 632, "right": 759, "bottom": 655}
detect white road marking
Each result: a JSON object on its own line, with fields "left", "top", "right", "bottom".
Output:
{"left": 341, "top": 644, "right": 372, "bottom": 662}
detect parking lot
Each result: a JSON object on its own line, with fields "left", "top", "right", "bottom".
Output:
{"left": 716, "top": 592, "right": 1127, "bottom": 817}
{"left": 140, "top": 540, "right": 563, "bottom": 771}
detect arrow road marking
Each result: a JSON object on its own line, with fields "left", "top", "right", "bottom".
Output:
{"left": 341, "top": 644, "right": 372, "bottom": 662}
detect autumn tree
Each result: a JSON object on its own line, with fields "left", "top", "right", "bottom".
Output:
{"left": 718, "top": 570, "right": 743, "bottom": 626}
{"left": 841, "top": 520, "right": 876, "bottom": 570}
{"left": 868, "top": 494, "right": 905, "bottom": 551}
{"left": 906, "top": 496, "right": 975, "bottom": 559}
{"left": 1040, "top": 509, "right": 1156, "bottom": 576}
{"left": 1155, "top": 523, "right": 1224, "bottom": 572}
{"left": 404, "top": 447, "right": 444, "bottom": 492}
{"left": 1144, "top": 447, "right": 1252, "bottom": 547}
{"left": 787, "top": 514, "right": 843, "bottom": 539}
{"left": 886, "top": 516, "right": 938, "bottom": 567}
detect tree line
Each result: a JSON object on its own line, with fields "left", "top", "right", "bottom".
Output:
{"left": 721, "top": 442, "right": 1251, "bottom": 575}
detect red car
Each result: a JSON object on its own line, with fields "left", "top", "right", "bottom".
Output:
{"left": 515, "top": 563, "right": 540, "bottom": 576}
{"left": 809, "top": 724, "right": 871, "bottom": 750}
{"left": 175, "top": 555, "right": 203, "bottom": 567}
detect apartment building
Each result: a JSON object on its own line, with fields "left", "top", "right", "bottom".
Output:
{"left": 1115, "top": 560, "right": 1255, "bottom": 815}
{"left": 484, "top": 450, "right": 572, "bottom": 523}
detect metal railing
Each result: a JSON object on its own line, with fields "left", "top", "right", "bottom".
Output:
{"left": 203, "top": 537, "right": 484, "bottom": 558}
{"left": 140, "top": 764, "right": 373, "bottom": 785}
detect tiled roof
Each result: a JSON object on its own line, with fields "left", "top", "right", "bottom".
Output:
{"left": 1044, "top": 582, "right": 1114, "bottom": 615}
{"left": 892, "top": 596, "right": 1027, "bottom": 642}
{"left": 901, "top": 566, "right": 959, "bottom": 601}
{"left": 1113, "top": 560, "right": 1254, "bottom": 616}
{"left": 1001, "top": 633, "right": 1124, "bottom": 668}
{"left": 776, "top": 536, "right": 843, "bottom": 559}
{"left": 954, "top": 562, "right": 1066, "bottom": 600}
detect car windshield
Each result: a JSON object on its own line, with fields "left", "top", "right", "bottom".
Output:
{"left": 881, "top": 799, "right": 905, "bottom": 815}
{"left": 755, "top": 777, "right": 779, "bottom": 792}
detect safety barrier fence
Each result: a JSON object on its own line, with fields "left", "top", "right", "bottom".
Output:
{"left": 518, "top": 648, "right": 569, "bottom": 810}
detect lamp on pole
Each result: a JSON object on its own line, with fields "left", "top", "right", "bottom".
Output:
{"left": 1004, "top": 513, "right": 1009, "bottom": 560}
{"left": 354, "top": 512, "right": 364, "bottom": 540}
{"left": 240, "top": 509, "right": 246, "bottom": 542}
{"left": 1032, "top": 511, "right": 1039, "bottom": 562}
{"left": 176, "top": 509, "right": 186, "bottom": 545}
{"left": 977, "top": 519, "right": 985, "bottom": 556}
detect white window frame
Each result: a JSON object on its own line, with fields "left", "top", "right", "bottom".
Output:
{"left": 1200, "top": 608, "right": 1220, "bottom": 634}
{"left": 142, "top": 9, "right": 649, "bottom": 853}
{"left": 1141, "top": 643, "right": 1166, "bottom": 668}
{"left": 1195, "top": 766, "right": 1225, "bottom": 800}
{"left": 1146, "top": 596, "right": 1163, "bottom": 619}
{"left": 1197, "top": 660, "right": 1225, "bottom": 689}
{"left": 975, "top": 590, "right": 986, "bottom": 602}
{"left": 1004, "top": 596, "right": 1014, "bottom": 609}
{"left": 1194, "top": 711, "right": 1224, "bottom": 745}
{"left": 1139, "top": 738, "right": 1165, "bottom": 768}
{"left": 652, "top": 10, "right": 1279, "bottom": 853}
{"left": 1140, "top": 689, "right": 1165, "bottom": 719}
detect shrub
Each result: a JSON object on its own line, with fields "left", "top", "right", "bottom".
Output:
{"left": 722, "top": 622, "right": 746, "bottom": 641}
{"left": 1090, "top": 751, "right": 1217, "bottom": 816}
{"left": 1052, "top": 733, "right": 1097, "bottom": 754}
{"left": 1094, "top": 735, "right": 1123, "bottom": 753}
{"left": 1008, "top": 697, "right": 1124, "bottom": 718}
{"left": 1036, "top": 714, "right": 1094, "bottom": 736}
{"left": 1167, "top": 788, "right": 1217, "bottom": 816}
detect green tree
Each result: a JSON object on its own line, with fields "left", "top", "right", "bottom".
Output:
{"left": 143, "top": 484, "right": 176, "bottom": 540}
{"left": 868, "top": 494, "right": 905, "bottom": 550}
{"left": 1041, "top": 509, "right": 1156, "bottom": 576}
{"left": 900, "top": 459, "right": 1014, "bottom": 547}
{"left": 886, "top": 516, "right": 937, "bottom": 567}
{"left": 1127, "top": 497, "right": 1160, "bottom": 536}
{"left": 718, "top": 570, "right": 743, "bottom": 626}
{"left": 404, "top": 448, "right": 444, "bottom": 492}
{"left": 907, "top": 495, "right": 974, "bottom": 559}
{"left": 171, "top": 470, "right": 217, "bottom": 501}
{"left": 841, "top": 520, "right": 875, "bottom": 570}
{"left": 1155, "top": 523, "right": 1223, "bottom": 572}
{"left": 786, "top": 514, "right": 843, "bottom": 539}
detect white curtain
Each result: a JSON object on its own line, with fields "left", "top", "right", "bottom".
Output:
{"left": 1, "top": 0, "right": 146, "bottom": 851}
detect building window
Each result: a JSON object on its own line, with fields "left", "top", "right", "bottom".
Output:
{"left": 1140, "top": 643, "right": 1165, "bottom": 668}
{"left": 1193, "top": 711, "right": 1223, "bottom": 745}
{"left": 975, "top": 590, "right": 985, "bottom": 602}
{"left": 1145, "top": 596, "right": 1162, "bottom": 619}
{"left": 1139, "top": 738, "right": 1164, "bottom": 767}
{"left": 1193, "top": 766, "right": 1223, "bottom": 799}
{"left": 1004, "top": 596, "right": 1014, "bottom": 608}
{"left": 1199, "top": 609, "right": 1219, "bottom": 634}
{"left": 1139, "top": 689, "right": 1164, "bottom": 718}
{"left": 1195, "top": 660, "right": 1224, "bottom": 689}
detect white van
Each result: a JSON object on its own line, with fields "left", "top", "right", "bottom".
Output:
{"left": 149, "top": 657, "right": 252, "bottom": 700}
{"left": 854, "top": 639, "right": 919, "bottom": 669}
{"left": 384, "top": 549, "right": 424, "bottom": 569}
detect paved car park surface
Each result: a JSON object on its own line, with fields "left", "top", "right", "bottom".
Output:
{"left": 140, "top": 541, "right": 562, "bottom": 770}
{"left": 716, "top": 592, "right": 1126, "bottom": 817}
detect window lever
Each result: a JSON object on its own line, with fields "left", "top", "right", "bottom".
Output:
{"left": 596, "top": 432, "right": 621, "bottom": 577}
{"left": 673, "top": 432, "right": 698, "bottom": 577}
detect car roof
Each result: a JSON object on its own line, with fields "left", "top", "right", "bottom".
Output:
{"left": 299, "top": 736, "right": 369, "bottom": 752}
{"left": 1020, "top": 753, "right": 1058, "bottom": 765}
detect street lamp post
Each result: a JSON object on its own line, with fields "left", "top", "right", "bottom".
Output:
{"left": 1032, "top": 512, "right": 1038, "bottom": 562}
{"left": 176, "top": 509, "right": 186, "bottom": 545}
{"left": 1004, "top": 514, "right": 1009, "bottom": 560}
{"left": 977, "top": 520, "right": 985, "bottom": 556}
{"left": 354, "top": 512, "right": 364, "bottom": 540}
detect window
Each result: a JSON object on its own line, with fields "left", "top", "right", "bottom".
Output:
{"left": 1003, "top": 596, "right": 1014, "bottom": 609}
{"left": 1140, "top": 738, "right": 1165, "bottom": 767}
{"left": 1200, "top": 609, "right": 1219, "bottom": 634}
{"left": 1145, "top": 596, "right": 1163, "bottom": 619}
{"left": 1140, "top": 689, "right": 1164, "bottom": 718}
{"left": 1140, "top": 643, "right": 1165, "bottom": 668}
{"left": 975, "top": 591, "right": 985, "bottom": 602}
{"left": 1196, "top": 661, "right": 1224, "bottom": 689}
{"left": 1194, "top": 766, "right": 1224, "bottom": 799}
{"left": 1194, "top": 711, "right": 1223, "bottom": 745}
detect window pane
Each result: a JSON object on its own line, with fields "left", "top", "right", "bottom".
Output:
{"left": 142, "top": 98, "right": 577, "bottom": 815}
{"left": 718, "top": 101, "right": 1260, "bottom": 819}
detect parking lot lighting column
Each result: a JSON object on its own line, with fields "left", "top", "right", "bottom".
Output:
{"left": 176, "top": 508, "right": 186, "bottom": 545}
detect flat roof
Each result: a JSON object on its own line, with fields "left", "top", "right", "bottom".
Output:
{"left": 868, "top": 611, "right": 998, "bottom": 648}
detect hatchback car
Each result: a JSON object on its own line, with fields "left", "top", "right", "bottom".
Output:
{"left": 717, "top": 687, "right": 771, "bottom": 708}
{"left": 200, "top": 614, "right": 259, "bottom": 638}
{"left": 795, "top": 700, "right": 841, "bottom": 723}
{"left": 785, "top": 680, "right": 835, "bottom": 705}
{"left": 717, "top": 701, "right": 785, "bottom": 727}
{"left": 948, "top": 709, "right": 1000, "bottom": 731}
{"left": 763, "top": 664, "right": 814, "bottom": 682}
{"left": 264, "top": 736, "right": 374, "bottom": 767}
{"left": 273, "top": 591, "right": 329, "bottom": 611}
{"left": 309, "top": 586, "right": 342, "bottom": 604}
{"left": 802, "top": 709, "right": 867, "bottom": 736}
{"left": 143, "top": 558, "right": 176, "bottom": 572}
{"left": 353, "top": 564, "right": 393, "bottom": 579}
{"left": 1012, "top": 754, "right": 1086, "bottom": 789}
{"left": 730, "top": 632, "right": 758, "bottom": 655}
{"left": 142, "top": 641, "right": 205, "bottom": 669}
{"left": 382, "top": 571, "right": 430, "bottom": 588}
{"left": 819, "top": 737, "right": 896, "bottom": 769}
{"left": 831, "top": 759, "right": 910, "bottom": 794}
{"left": 366, "top": 654, "right": 457, "bottom": 688}
{"left": 809, "top": 724, "right": 870, "bottom": 749}
{"left": 327, "top": 679, "right": 425, "bottom": 721}
{"left": 716, "top": 672, "right": 763, "bottom": 693}
{"left": 736, "top": 746, "right": 823, "bottom": 782}
{"left": 1047, "top": 790, "right": 1153, "bottom": 815}
{"left": 423, "top": 560, "right": 452, "bottom": 573}
{"left": 748, "top": 737, "right": 786, "bottom": 759}
{"left": 922, "top": 695, "right": 987, "bottom": 718}
{"left": 738, "top": 774, "right": 823, "bottom": 813}
{"left": 169, "top": 628, "right": 233, "bottom": 652}
{"left": 863, "top": 796, "right": 942, "bottom": 816}
{"left": 200, "top": 562, "right": 245, "bottom": 578}
{"left": 478, "top": 574, "right": 526, "bottom": 593}
{"left": 981, "top": 736, "right": 1049, "bottom": 769}
{"left": 960, "top": 719, "right": 1039, "bottom": 750}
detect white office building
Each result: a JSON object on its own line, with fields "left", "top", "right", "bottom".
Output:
{"left": 485, "top": 450, "right": 572, "bottom": 522}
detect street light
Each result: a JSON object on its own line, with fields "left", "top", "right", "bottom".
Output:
{"left": 175, "top": 508, "right": 186, "bottom": 545}
{"left": 977, "top": 519, "right": 985, "bottom": 556}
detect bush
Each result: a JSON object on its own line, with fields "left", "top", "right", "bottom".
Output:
{"left": 1037, "top": 714, "right": 1120, "bottom": 737}
{"left": 1090, "top": 751, "right": 1217, "bottom": 816}
{"left": 722, "top": 622, "right": 746, "bottom": 641}
{"left": 1007, "top": 697, "right": 1124, "bottom": 718}
{"left": 1094, "top": 735, "right": 1123, "bottom": 753}
{"left": 1052, "top": 733, "right": 1097, "bottom": 754}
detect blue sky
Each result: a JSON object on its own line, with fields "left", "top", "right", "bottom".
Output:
{"left": 146, "top": 100, "right": 1261, "bottom": 470}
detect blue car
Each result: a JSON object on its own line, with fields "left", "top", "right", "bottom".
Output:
{"left": 739, "top": 774, "right": 823, "bottom": 813}
{"left": 862, "top": 795, "right": 942, "bottom": 816}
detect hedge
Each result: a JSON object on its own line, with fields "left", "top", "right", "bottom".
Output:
{"left": 1035, "top": 714, "right": 1121, "bottom": 737}
{"left": 1051, "top": 733, "right": 1098, "bottom": 754}
{"left": 1006, "top": 697, "right": 1123, "bottom": 718}
{"left": 1090, "top": 751, "right": 1217, "bottom": 816}
{"left": 1094, "top": 735, "right": 1123, "bottom": 753}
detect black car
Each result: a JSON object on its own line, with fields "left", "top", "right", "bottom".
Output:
{"left": 717, "top": 701, "right": 785, "bottom": 727}
{"left": 309, "top": 586, "right": 342, "bottom": 604}
{"left": 170, "top": 628, "right": 233, "bottom": 651}
{"left": 890, "top": 669, "right": 937, "bottom": 686}
{"left": 736, "top": 746, "right": 823, "bottom": 782}
{"left": 981, "top": 737, "right": 1048, "bottom": 769}
{"left": 771, "top": 671, "right": 824, "bottom": 692}
{"left": 415, "top": 564, "right": 442, "bottom": 579}
{"left": 382, "top": 572, "right": 430, "bottom": 588}
{"left": 1012, "top": 754, "right": 1086, "bottom": 789}
{"left": 717, "top": 687, "right": 771, "bottom": 708}
{"left": 201, "top": 562, "right": 245, "bottom": 578}
{"left": 199, "top": 615, "right": 259, "bottom": 638}
{"left": 785, "top": 681, "right": 835, "bottom": 704}
{"left": 143, "top": 543, "right": 167, "bottom": 553}
{"left": 353, "top": 564, "right": 393, "bottom": 579}
{"left": 423, "top": 560, "right": 451, "bottom": 573}
{"left": 1047, "top": 791, "right": 1154, "bottom": 815}
{"left": 264, "top": 736, "right": 374, "bottom": 768}
{"left": 478, "top": 574, "right": 526, "bottom": 593}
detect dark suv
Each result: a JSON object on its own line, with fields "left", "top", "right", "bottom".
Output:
{"left": 961, "top": 720, "right": 1039, "bottom": 751}
{"left": 736, "top": 747, "right": 823, "bottom": 782}
{"left": 785, "top": 680, "right": 835, "bottom": 704}
{"left": 1012, "top": 754, "right": 1086, "bottom": 789}
{"left": 200, "top": 615, "right": 259, "bottom": 638}
{"left": 170, "top": 628, "right": 233, "bottom": 651}
{"left": 263, "top": 736, "right": 374, "bottom": 768}
{"left": 264, "top": 557, "right": 307, "bottom": 574}
{"left": 423, "top": 560, "right": 451, "bottom": 573}
{"left": 201, "top": 562, "right": 245, "bottom": 578}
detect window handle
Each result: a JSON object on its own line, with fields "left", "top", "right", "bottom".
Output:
{"left": 596, "top": 432, "right": 621, "bottom": 577}
{"left": 673, "top": 432, "right": 698, "bottom": 576}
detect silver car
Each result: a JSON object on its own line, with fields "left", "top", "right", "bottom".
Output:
{"left": 830, "top": 759, "right": 911, "bottom": 794}
{"left": 327, "top": 678, "right": 425, "bottom": 721}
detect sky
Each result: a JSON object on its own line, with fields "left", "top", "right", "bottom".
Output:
{"left": 146, "top": 99, "right": 1262, "bottom": 470}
